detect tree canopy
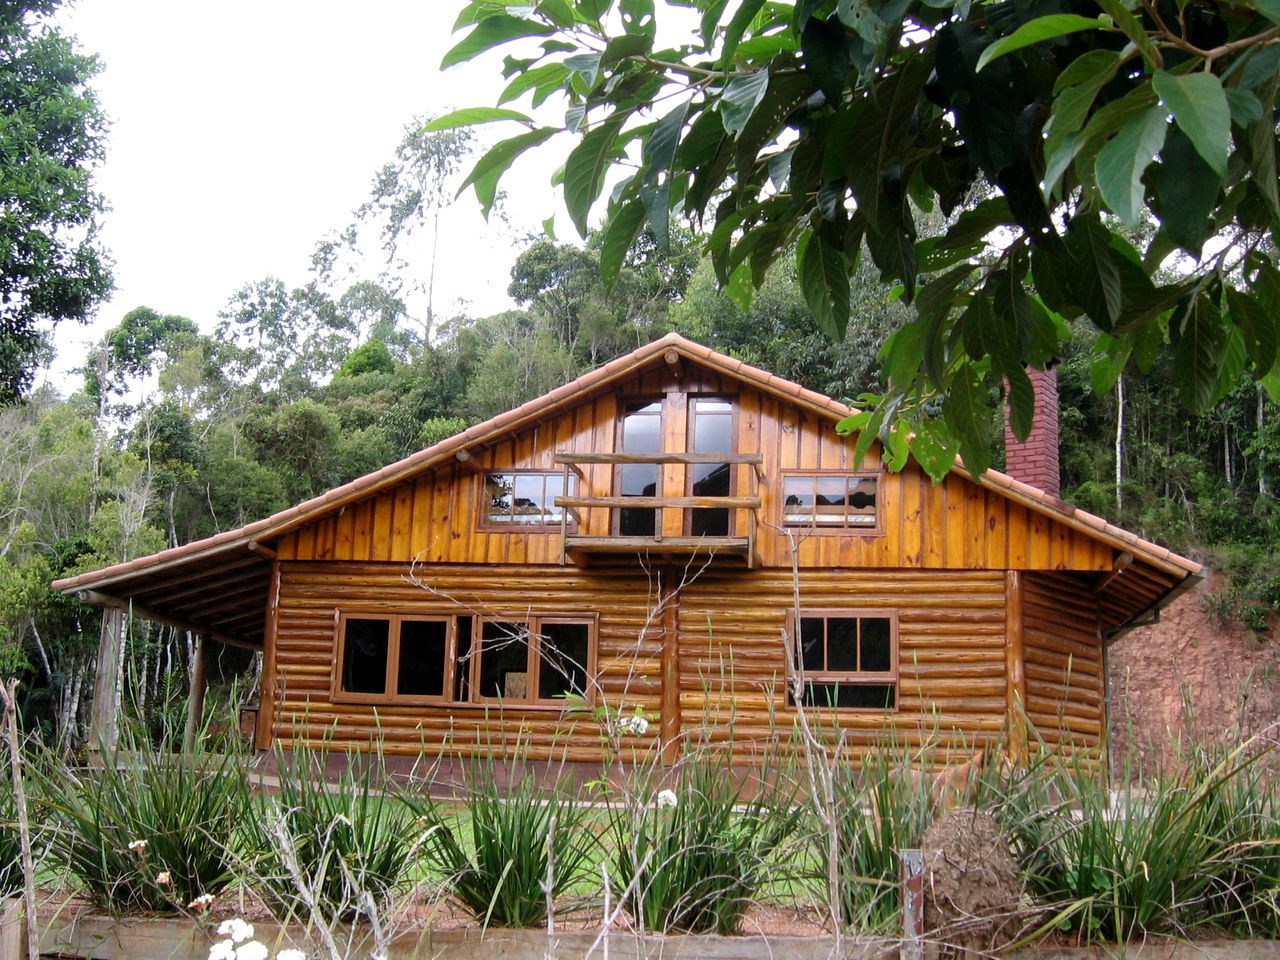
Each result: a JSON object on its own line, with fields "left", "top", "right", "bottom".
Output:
{"left": 0, "top": 0, "right": 111, "bottom": 402}
{"left": 435, "top": 0, "right": 1280, "bottom": 478}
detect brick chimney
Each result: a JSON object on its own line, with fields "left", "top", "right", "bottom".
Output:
{"left": 1004, "top": 367, "right": 1061, "bottom": 498}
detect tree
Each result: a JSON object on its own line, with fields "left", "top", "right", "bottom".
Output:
{"left": 436, "top": 0, "right": 1280, "bottom": 478}
{"left": 0, "top": 0, "right": 111, "bottom": 402}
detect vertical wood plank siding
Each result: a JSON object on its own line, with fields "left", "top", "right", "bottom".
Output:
{"left": 271, "top": 563, "right": 1010, "bottom": 764}
{"left": 1021, "top": 572, "right": 1106, "bottom": 751}
{"left": 274, "top": 365, "right": 1114, "bottom": 574}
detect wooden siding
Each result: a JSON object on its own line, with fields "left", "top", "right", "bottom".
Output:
{"left": 1021, "top": 572, "right": 1106, "bottom": 751}
{"left": 267, "top": 562, "right": 1010, "bottom": 765}
{"left": 273, "top": 360, "right": 1114, "bottom": 573}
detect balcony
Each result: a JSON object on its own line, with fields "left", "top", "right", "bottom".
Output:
{"left": 553, "top": 452, "right": 764, "bottom": 566}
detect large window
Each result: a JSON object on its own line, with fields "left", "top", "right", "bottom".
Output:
{"left": 782, "top": 474, "right": 879, "bottom": 530}
{"left": 334, "top": 613, "right": 451, "bottom": 704}
{"left": 334, "top": 611, "right": 594, "bottom": 707}
{"left": 790, "top": 611, "right": 896, "bottom": 709}
{"left": 483, "top": 472, "right": 575, "bottom": 527}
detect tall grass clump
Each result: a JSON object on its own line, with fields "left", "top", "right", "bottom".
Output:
{"left": 246, "top": 742, "right": 427, "bottom": 923}
{"left": 608, "top": 751, "right": 803, "bottom": 935}
{"left": 407, "top": 758, "right": 597, "bottom": 928}
{"left": 819, "top": 738, "right": 941, "bottom": 932}
{"left": 0, "top": 772, "right": 23, "bottom": 897}
{"left": 995, "top": 736, "right": 1280, "bottom": 942}
{"left": 38, "top": 729, "right": 250, "bottom": 913}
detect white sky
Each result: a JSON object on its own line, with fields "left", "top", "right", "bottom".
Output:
{"left": 42, "top": 1, "right": 572, "bottom": 392}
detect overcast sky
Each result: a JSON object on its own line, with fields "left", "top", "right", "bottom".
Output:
{"left": 43, "top": 1, "right": 569, "bottom": 390}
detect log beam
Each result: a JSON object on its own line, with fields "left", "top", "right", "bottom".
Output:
{"left": 75, "top": 590, "right": 261, "bottom": 651}
{"left": 1005, "top": 570, "right": 1027, "bottom": 764}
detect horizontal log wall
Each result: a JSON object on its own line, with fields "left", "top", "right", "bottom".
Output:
{"left": 268, "top": 561, "right": 1009, "bottom": 766}
{"left": 273, "top": 360, "right": 1114, "bottom": 573}
{"left": 1021, "top": 572, "right": 1106, "bottom": 752}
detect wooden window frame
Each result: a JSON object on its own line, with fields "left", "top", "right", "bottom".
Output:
{"left": 683, "top": 395, "right": 739, "bottom": 537}
{"left": 779, "top": 470, "right": 884, "bottom": 537}
{"left": 331, "top": 611, "right": 455, "bottom": 706}
{"left": 787, "top": 609, "right": 899, "bottom": 711}
{"left": 477, "top": 470, "right": 577, "bottom": 532}
{"left": 470, "top": 614, "right": 599, "bottom": 707}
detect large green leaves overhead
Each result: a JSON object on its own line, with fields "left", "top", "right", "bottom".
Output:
{"left": 441, "top": 0, "right": 1280, "bottom": 481}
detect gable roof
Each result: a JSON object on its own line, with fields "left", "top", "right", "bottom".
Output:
{"left": 52, "top": 332, "right": 1200, "bottom": 644}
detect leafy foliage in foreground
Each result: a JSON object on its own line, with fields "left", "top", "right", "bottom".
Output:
{"left": 437, "top": 0, "right": 1280, "bottom": 479}
{"left": 409, "top": 760, "right": 597, "bottom": 928}
{"left": 37, "top": 733, "right": 249, "bottom": 913}
{"left": 607, "top": 753, "right": 804, "bottom": 935}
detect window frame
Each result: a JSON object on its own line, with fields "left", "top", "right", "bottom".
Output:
{"left": 613, "top": 396, "right": 666, "bottom": 536}
{"left": 476, "top": 469, "right": 578, "bottom": 532}
{"left": 470, "top": 614, "right": 599, "bottom": 707}
{"left": 683, "top": 394, "right": 739, "bottom": 538}
{"left": 779, "top": 470, "right": 884, "bottom": 536}
{"left": 787, "top": 609, "right": 899, "bottom": 711}
{"left": 331, "top": 611, "right": 455, "bottom": 706}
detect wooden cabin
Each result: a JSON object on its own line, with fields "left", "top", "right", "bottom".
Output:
{"left": 54, "top": 334, "right": 1200, "bottom": 766}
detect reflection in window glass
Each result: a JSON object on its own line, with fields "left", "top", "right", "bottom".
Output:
{"left": 485, "top": 473, "right": 572, "bottom": 525}
{"left": 791, "top": 613, "right": 895, "bottom": 710}
{"left": 538, "top": 622, "right": 589, "bottom": 700}
{"left": 479, "top": 621, "right": 529, "bottom": 699}
{"left": 782, "top": 475, "right": 878, "bottom": 527}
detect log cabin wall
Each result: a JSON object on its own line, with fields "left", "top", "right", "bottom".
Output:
{"left": 1021, "top": 571, "right": 1106, "bottom": 752}
{"left": 268, "top": 562, "right": 1011, "bottom": 765}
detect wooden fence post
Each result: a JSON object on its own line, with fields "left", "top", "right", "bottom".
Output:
{"left": 0, "top": 898, "right": 24, "bottom": 960}
{"left": 900, "top": 847, "right": 924, "bottom": 960}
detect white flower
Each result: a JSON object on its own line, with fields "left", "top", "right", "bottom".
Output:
{"left": 155, "top": 871, "right": 172, "bottom": 886}
{"left": 655, "top": 789, "right": 678, "bottom": 810}
{"left": 235, "top": 941, "right": 268, "bottom": 960}
{"left": 127, "top": 839, "right": 148, "bottom": 854}
{"left": 217, "top": 918, "right": 255, "bottom": 944}
{"left": 618, "top": 712, "right": 650, "bottom": 736}
{"left": 276, "top": 950, "right": 308, "bottom": 960}
{"left": 208, "top": 941, "right": 236, "bottom": 960}
{"left": 188, "top": 893, "right": 215, "bottom": 910}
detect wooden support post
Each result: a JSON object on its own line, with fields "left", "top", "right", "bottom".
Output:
{"left": 1005, "top": 570, "right": 1028, "bottom": 764}
{"left": 182, "top": 633, "right": 209, "bottom": 754}
{"left": 0, "top": 897, "right": 25, "bottom": 960}
{"left": 89, "top": 606, "right": 125, "bottom": 753}
{"left": 659, "top": 578, "right": 682, "bottom": 764}
{"left": 255, "top": 561, "right": 282, "bottom": 751}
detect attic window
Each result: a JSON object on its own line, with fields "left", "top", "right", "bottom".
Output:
{"left": 789, "top": 611, "right": 897, "bottom": 710}
{"left": 782, "top": 474, "right": 879, "bottom": 529}
{"left": 483, "top": 472, "right": 575, "bottom": 527}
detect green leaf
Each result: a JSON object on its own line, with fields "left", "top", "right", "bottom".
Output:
{"left": 458, "top": 127, "right": 561, "bottom": 217}
{"left": 542, "top": 215, "right": 556, "bottom": 239}
{"left": 1173, "top": 290, "right": 1226, "bottom": 414}
{"left": 802, "top": 15, "right": 850, "bottom": 104}
{"left": 498, "top": 62, "right": 571, "bottom": 106}
{"left": 1245, "top": 68, "right": 1280, "bottom": 227}
{"left": 1090, "top": 333, "right": 1132, "bottom": 395}
{"left": 798, "top": 231, "right": 851, "bottom": 339}
{"left": 442, "top": 15, "right": 556, "bottom": 69}
{"left": 1153, "top": 70, "right": 1231, "bottom": 178}
{"left": 1095, "top": 103, "right": 1167, "bottom": 227}
{"left": 564, "top": 52, "right": 602, "bottom": 86}
{"left": 975, "top": 15, "right": 1107, "bottom": 73}
{"left": 643, "top": 100, "right": 690, "bottom": 182}
{"left": 720, "top": 0, "right": 768, "bottom": 66}
{"left": 639, "top": 179, "right": 671, "bottom": 250}
{"left": 725, "top": 260, "right": 755, "bottom": 310}
{"left": 944, "top": 362, "right": 994, "bottom": 476}
{"left": 1157, "top": 125, "right": 1221, "bottom": 255}
{"left": 719, "top": 69, "right": 770, "bottom": 136}
{"left": 423, "top": 107, "right": 534, "bottom": 132}
{"left": 1225, "top": 286, "right": 1278, "bottom": 376}
{"left": 988, "top": 268, "right": 1033, "bottom": 374}
{"left": 1005, "top": 363, "right": 1035, "bottom": 442}
{"left": 836, "top": 0, "right": 888, "bottom": 47}
{"left": 909, "top": 422, "right": 958, "bottom": 483}
{"left": 882, "top": 322, "right": 925, "bottom": 388}
{"left": 563, "top": 117, "right": 624, "bottom": 237}
{"left": 599, "top": 199, "right": 647, "bottom": 289}
{"left": 1065, "top": 215, "right": 1124, "bottom": 329}
{"left": 1094, "top": 0, "right": 1160, "bottom": 69}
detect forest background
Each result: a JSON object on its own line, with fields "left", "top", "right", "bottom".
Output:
{"left": 0, "top": 0, "right": 1277, "bottom": 745}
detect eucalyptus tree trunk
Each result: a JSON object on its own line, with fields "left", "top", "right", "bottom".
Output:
{"left": 1115, "top": 374, "right": 1125, "bottom": 513}
{"left": 1260, "top": 387, "right": 1270, "bottom": 498}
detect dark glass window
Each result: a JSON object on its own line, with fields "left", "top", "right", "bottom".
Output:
{"left": 782, "top": 474, "right": 879, "bottom": 528}
{"left": 397, "top": 619, "right": 447, "bottom": 697}
{"left": 790, "top": 613, "right": 896, "bottom": 710}
{"left": 479, "top": 621, "right": 531, "bottom": 699}
{"left": 690, "top": 398, "right": 734, "bottom": 537}
{"left": 341, "top": 618, "right": 390, "bottom": 695}
{"left": 619, "top": 401, "right": 663, "bottom": 536}
{"left": 537, "top": 622, "right": 590, "bottom": 700}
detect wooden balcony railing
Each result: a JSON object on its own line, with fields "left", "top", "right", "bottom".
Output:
{"left": 553, "top": 452, "right": 765, "bottom": 566}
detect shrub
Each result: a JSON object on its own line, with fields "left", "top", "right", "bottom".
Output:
{"left": 0, "top": 773, "right": 23, "bottom": 897}
{"left": 608, "top": 753, "right": 803, "bottom": 935}
{"left": 245, "top": 743, "right": 426, "bottom": 923}
{"left": 408, "top": 760, "right": 597, "bottom": 928}
{"left": 38, "top": 734, "right": 249, "bottom": 913}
